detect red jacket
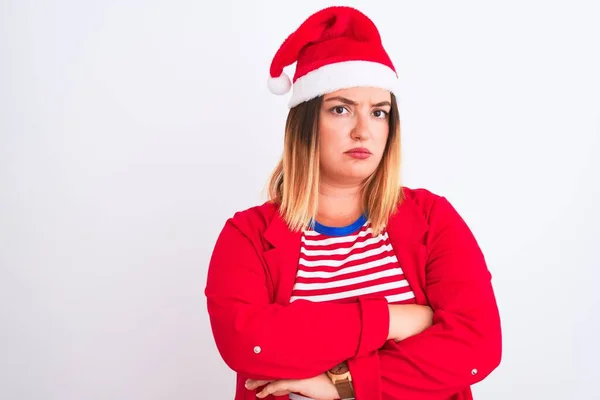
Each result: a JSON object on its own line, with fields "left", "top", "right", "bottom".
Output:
{"left": 205, "top": 187, "right": 502, "bottom": 400}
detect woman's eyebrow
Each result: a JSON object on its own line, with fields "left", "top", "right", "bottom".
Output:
{"left": 324, "top": 96, "right": 358, "bottom": 105}
{"left": 372, "top": 101, "right": 391, "bottom": 107}
{"left": 324, "top": 96, "right": 391, "bottom": 107}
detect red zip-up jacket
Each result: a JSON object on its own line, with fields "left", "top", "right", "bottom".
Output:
{"left": 205, "top": 187, "right": 502, "bottom": 400}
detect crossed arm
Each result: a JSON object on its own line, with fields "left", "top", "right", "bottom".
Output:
{"left": 245, "top": 304, "right": 435, "bottom": 399}
{"left": 205, "top": 196, "right": 502, "bottom": 399}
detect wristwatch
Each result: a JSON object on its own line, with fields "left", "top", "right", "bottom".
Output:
{"left": 326, "top": 362, "right": 355, "bottom": 400}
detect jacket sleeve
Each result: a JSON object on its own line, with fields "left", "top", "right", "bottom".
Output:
{"left": 205, "top": 217, "right": 390, "bottom": 380}
{"left": 348, "top": 196, "right": 502, "bottom": 399}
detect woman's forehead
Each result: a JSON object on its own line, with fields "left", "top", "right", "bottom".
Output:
{"left": 323, "top": 87, "right": 392, "bottom": 103}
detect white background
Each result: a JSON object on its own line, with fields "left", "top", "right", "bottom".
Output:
{"left": 1, "top": 0, "right": 599, "bottom": 399}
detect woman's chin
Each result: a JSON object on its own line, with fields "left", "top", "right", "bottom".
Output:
{"left": 335, "top": 171, "right": 376, "bottom": 184}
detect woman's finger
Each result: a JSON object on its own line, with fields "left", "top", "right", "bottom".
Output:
{"left": 245, "top": 379, "right": 272, "bottom": 390}
{"left": 256, "top": 380, "right": 291, "bottom": 398}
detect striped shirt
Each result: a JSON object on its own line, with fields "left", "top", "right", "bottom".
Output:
{"left": 288, "top": 215, "right": 415, "bottom": 400}
{"left": 289, "top": 214, "right": 416, "bottom": 305}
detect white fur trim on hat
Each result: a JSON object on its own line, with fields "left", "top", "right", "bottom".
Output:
{"left": 287, "top": 60, "right": 399, "bottom": 108}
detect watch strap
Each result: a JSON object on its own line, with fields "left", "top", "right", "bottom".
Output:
{"left": 334, "top": 378, "right": 355, "bottom": 400}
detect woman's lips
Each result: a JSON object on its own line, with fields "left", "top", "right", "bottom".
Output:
{"left": 345, "top": 147, "right": 372, "bottom": 159}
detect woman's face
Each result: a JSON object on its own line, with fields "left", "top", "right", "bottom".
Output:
{"left": 318, "top": 87, "right": 391, "bottom": 186}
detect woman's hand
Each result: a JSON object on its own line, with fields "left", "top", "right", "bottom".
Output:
{"left": 246, "top": 373, "right": 339, "bottom": 399}
{"left": 388, "top": 304, "right": 434, "bottom": 341}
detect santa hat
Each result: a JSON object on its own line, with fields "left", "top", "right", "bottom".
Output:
{"left": 267, "top": 6, "right": 399, "bottom": 108}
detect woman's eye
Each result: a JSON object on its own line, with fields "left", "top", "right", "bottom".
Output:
{"left": 331, "top": 106, "right": 348, "bottom": 115}
{"left": 373, "top": 110, "right": 388, "bottom": 118}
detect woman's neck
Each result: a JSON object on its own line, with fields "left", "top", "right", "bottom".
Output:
{"left": 316, "top": 181, "right": 364, "bottom": 227}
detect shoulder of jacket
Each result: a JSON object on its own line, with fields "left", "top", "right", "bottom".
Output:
{"left": 227, "top": 200, "right": 278, "bottom": 236}
{"left": 400, "top": 186, "right": 445, "bottom": 217}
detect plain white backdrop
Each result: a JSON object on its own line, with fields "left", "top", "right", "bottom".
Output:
{"left": 1, "top": 0, "right": 599, "bottom": 399}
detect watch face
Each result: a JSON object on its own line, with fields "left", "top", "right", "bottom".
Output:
{"left": 330, "top": 364, "right": 349, "bottom": 374}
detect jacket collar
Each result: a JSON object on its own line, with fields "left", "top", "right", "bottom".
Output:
{"left": 386, "top": 193, "right": 429, "bottom": 246}
{"left": 263, "top": 205, "right": 302, "bottom": 249}
{"left": 261, "top": 206, "right": 302, "bottom": 304}
{"left": 385, "top": 194, "right": 430, "bottom": 299}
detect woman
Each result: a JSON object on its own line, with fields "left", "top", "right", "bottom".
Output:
{"left": 205, "top": 6, "right": 501, "bottom": 400}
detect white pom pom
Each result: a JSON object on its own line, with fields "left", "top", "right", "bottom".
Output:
{"left": 267, "top": 72, "right": 292, "bottom": 95}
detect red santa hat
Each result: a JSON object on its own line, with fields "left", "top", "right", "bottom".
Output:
{"left": 267, "top": 6, "right": 399, "bottom": 108}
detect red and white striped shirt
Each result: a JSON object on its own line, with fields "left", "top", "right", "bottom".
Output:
{"left": 288, "top": 216, "right": 417, "bottom": 400}
{"left": 290, "top": 215, "right": 416, "bottom": 305}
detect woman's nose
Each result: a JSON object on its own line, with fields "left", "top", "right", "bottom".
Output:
{"left": 351, "top": 116, "right": 370, "bottom": 141}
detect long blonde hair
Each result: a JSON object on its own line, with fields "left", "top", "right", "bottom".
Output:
{"left": 267, "top": 93, "right": 403, "bottom": 235}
